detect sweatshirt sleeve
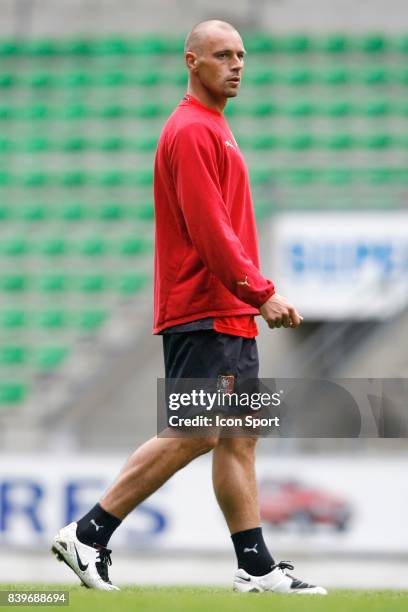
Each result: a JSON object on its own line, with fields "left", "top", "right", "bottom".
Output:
{"left": 169, "top": 122, "right": 275, "bottom": 308}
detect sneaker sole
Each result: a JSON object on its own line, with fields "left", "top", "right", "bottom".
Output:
{"left": 51, "top": 544, "right": 89, "bottom": 588}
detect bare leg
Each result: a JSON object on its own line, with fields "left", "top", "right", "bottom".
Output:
{"left": 101, "top": 433, "right": 218, "bottom": 519}
{"left": 212, "top": 436, "right": 260, "bottom": 533}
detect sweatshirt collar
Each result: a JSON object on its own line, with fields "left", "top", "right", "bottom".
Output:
{"left": 183, "top": 94, "right": 224, "bottom": 117}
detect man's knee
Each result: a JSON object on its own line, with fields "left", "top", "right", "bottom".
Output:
{"left": 181, "top": 434, "right": 219, "bottom": 457}
{"left": 220, "top": 435, "right": 258, "bottom": 456}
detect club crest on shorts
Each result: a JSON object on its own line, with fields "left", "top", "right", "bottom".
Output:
{"left": 217, "top": 374, "right": 235, "bottom": 395}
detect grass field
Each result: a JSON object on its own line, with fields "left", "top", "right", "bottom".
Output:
{"left": 2, "top": 586, "right": 408, "bottom": 611}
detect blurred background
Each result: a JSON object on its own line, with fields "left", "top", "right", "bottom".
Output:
{"left": 0, "top": 0, "right": 407, "bottom": 590}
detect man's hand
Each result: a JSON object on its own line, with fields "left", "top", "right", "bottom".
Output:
{"left": 259, "top": 293, "right": 303, "bottom": 329}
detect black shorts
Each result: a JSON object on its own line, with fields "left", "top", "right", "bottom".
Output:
{"left": 162, "top": 329, "right": 259, "bottom": 381}
{"left": 162, "top": 330, "right": 259, "bottom": 422}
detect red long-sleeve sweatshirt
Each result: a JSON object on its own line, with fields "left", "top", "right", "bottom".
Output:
{"left": 153, "top": 94, "right": 275, "bottom": 334}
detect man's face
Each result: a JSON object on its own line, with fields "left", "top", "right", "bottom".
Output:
{"left": 190, "top": 29, "right": 246, "bottom": 98}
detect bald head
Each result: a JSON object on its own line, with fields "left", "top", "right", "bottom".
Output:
{"left": 183, "top": 20, "right": 245, "bottom": 106}
{"left": 184, "top": 20, "right": 239, "bottom": 54}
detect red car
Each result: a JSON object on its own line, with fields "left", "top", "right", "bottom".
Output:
{"left": 259, "top": 478, "right": 351, "bottom": 532}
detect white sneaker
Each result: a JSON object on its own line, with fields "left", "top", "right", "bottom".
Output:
{"left": 51, "top": 522, "right": 119, "bottom": 591}
{"left": 233, "top": 561, "right": 327, "bottom": 595}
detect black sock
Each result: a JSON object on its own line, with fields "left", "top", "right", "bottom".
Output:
{"left": 231, "top": 527, "right": 275, "bottom": 576}
{"left": 76, "top": 503, "right": 122, "bottom": 548}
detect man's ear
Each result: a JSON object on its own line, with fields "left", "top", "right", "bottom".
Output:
{"left": 185, "top": 51, "right": 198, "bottom": 71}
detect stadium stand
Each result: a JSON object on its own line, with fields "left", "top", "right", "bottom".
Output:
{"left": 0, "top": 33, "right": 407, "bottom": 410}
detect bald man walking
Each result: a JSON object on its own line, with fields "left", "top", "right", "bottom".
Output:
{"left": 51, "top": 20, "right": 326, "bottom": 595}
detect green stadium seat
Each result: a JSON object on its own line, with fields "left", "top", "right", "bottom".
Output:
{"left": 160, "top": 37, "right": 185, "bottom": 53}
{"left": 248, "top": 102, "right": 278, "bottom": 116}
{"left": 0, "top": 137, "right": 12, "bottom": 152}
{"left": 358, "top": 35, "right": 387, "bottom": 53}
{"left": 362, "top": 68, "right": 388, "bottom": 85}
{"left": 97, "top": 202, "right": 125, "bottom": 220}
{"left": 0, "top": 105, "right": 14, "bottom": 119}
{"left": 96, "top": 72, "right": 128, "bottom": 87}
{"left": 285, "top": 168, "right": 317, "bottom": 184}
{"left": 244, "top": 34, "right": 277, "bottom": 53}
{"left": 78, "top": 310, "right": 108, "bottom": 331}
{"left": 77, "top": 238, "right": 107, "bottom": 256}
{"left": 0, "top": 275, "right": 29, "bottom": 292}
{"left": 23, "top": 172, "right": 48, "bottom": 187}
{"left": 285, "top": 69, "right": 314, "bottom": 86}
{"left": 399, "top": 102, "right": 408, "bottom": 116}
{"left": 0, "top": 383, "right": 27, "bottom": 404}
{"left": 59, "top": 203, "right": 86, "bottom": 221}
{"left": 399, "top": 135, "right": 408, "bottom": 149}
{"left": 24, "top": 137, "right": 50, "bottom": 152}
{"left": 62, "top": 137, "right": 87, "bottom": 152}
{"left": 0, "top": 205, "right": 10, "bottom": 219}
{"left": 117, "top": 273, "right": 148, "bottom": 295}
{"left": 286, "top": 133, "right": 315, "bottom": 150}
{"left": 61, "top": 171, "right": 87, "bottom": 187}
{"left": 38, "top": 274, "right": 69, "bottom": 293}
{"left": 135, "top": 169, "right": 154, "bottom": 186}
{"left": 250, "top": 168, "right": 274, "bottom": 186}
{"left": 133, "top": 136, "right": 158, "bottom": 151}
{"left": 20, "top": 203, "right": 47, "bottom": 222}
{"left": 26, "top": 72, "right": 55, "bottom": 87}
{"left": 118, "top": 238, "right": 150, "bottom": 255}
{"left": 60, "top": 103, "right": 89, "bottom": 119}
{"left": 280, "top": 34, "right": 311, "bottom": 53}
{"left": 34, "top": 346, "right": 69, "bottom": 370}
{"left": 1, "top": 238, "right": 29, "bottom": 256}
{"left": 129, "top": 36, "right": 168, "bottom": 54}
{"left": 0, "top": 73, "right": 15, "bottom": 87}
{"left": 77, "top": 274, "right": 107, "bottom": 292}
{"left": 363, "top": 100, "right": 391, "bottom": 116}
{"left": 394, "top": 35, "right": 408, "bottom": 53}
{"left": 254, "top": 200, "right": 275, "bottom": 220}
{"left": 0, "top": 346, "right": 29, "bottom": 365}
{"left": 324, "top": 168, "right": 354, "bottom": 185}
{"left": 132, "top": 72, "right": 161, "bottom": 86}
{"left": 168, "top": 71, "right": 188, "bottom": 87}
{"left": 60, "top": 72, "right": 92, "bottom": 87}
{"left": 131, "top": 104, "right": 162, "bottom": 118}
{"left": 0, "top": 170, "right": 11, "bottom": 186}
{"left": 99, "top": 137, "right": 125, "bottom": 151}
{"left": 319, "top": 68, "right": 351, "bottom": 85}
{"left": 100, "top": 104, "right": 126, "bottom": 118}
{"left": 96, "top": 171, "right": 125, "bottom": 187}
{"left": 0, "top": 310, "right": 29, "bottom": 329}
{"left": 285, "top": 101, "right": 317, "bottom": 117}
{"left": 24, "top": 38, "right": 58, "bottom": 56}
{"left": 135, "top": 202, "right": 154, "bottom": 220}
{"left": 61, "top": 38, "right": 92, "bottom": 55}
{"left": 325, "top": 100, "right": 354, "bottom": 117}
{"left": 38, "top": 238, "right": 68, "bottom": 256}
{"left": 246, "top": 69, "right": 277, "bottom": 85}
{"left": 22, "top": 104, "right": 50, "bottom": 120}
{"left": 364, "top": 133, "right": 393, "bottom": 149}
{"left": 243, "top": 134, "right": 280, "bottom": 150}
{"left": 317, "top": 34, "right": 350, "bottom": 53}
{"left": 36, "top": 310, "right": 71, "bottom": 329}
{"left": 92, "top": 37, "right": 131, "bottom": 55}
{"left": 0, "top": 40, "right": 19, "bottom": 56}
{"left": 326, "top": 133, "right": 355, "bottom": 149}
{"left": 398, "top": 68, "right": 408, "bottom": 85}
{"left": 365, "top": 168, "right": 394, "bottom": 184}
